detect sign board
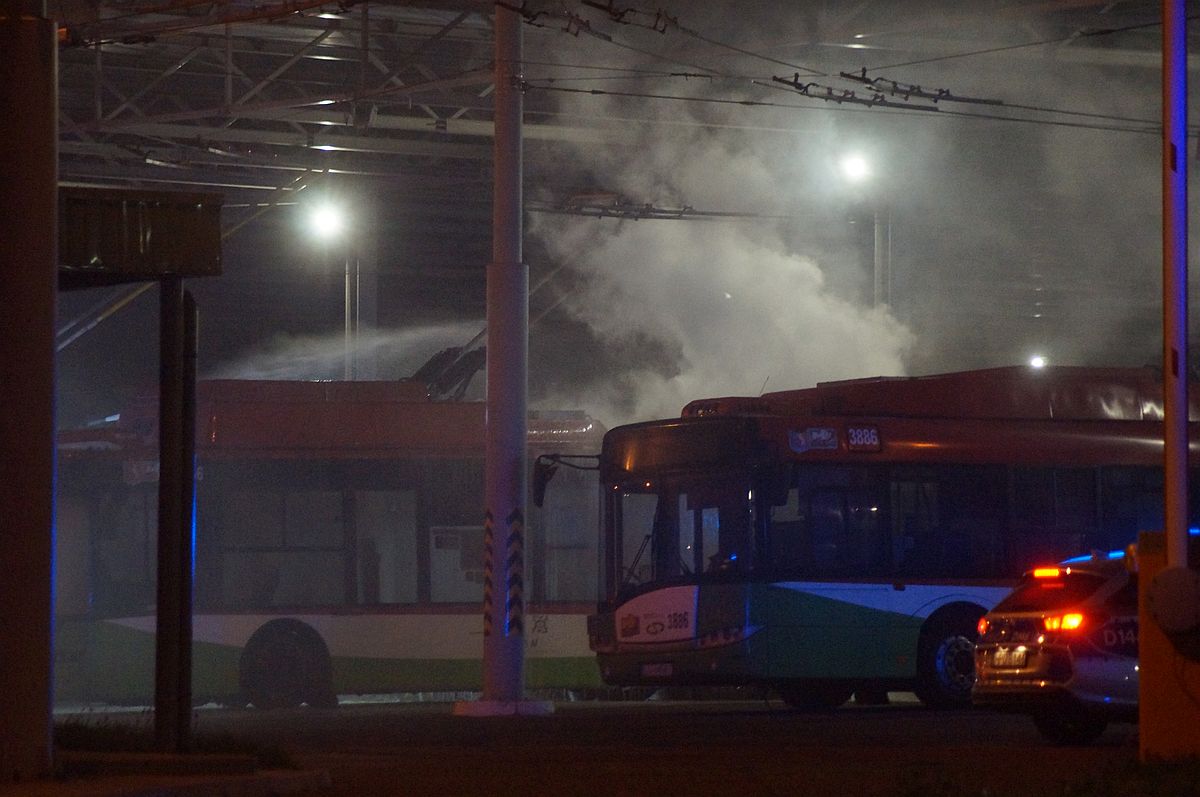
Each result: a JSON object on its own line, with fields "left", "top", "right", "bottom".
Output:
{"left": 58, "top": 186, "right": 223, "bottom": 289}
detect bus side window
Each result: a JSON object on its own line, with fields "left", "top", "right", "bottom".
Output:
{"left": 1055, "top": 467, "right": 1098, "bottom": 551}
{"left": 1011, "top": 468, "right": 1057, "bottom": 572}
{"left": 1132, "top": 468, "right": 1165, "bottom": 539}
{"left": 1011, "top": 467, "right": 1098, "bottom": 572}
{"left": 534, "top": 465, "right": 599, "bottom": 602}
{"left": 93, "top": 488, "right": 156, "bottom": 614}
{"left": 355, "top": 489, "right": 417, "bottom": 604}
{"left": 891, "top": 466, "right": 1005, "bottom": 578}
{"left": 768, "top": 487, "right": 807, "bottom": 575}
{"left": 892, "top": 479, "right": 937, "bottom": 577}
{"left": 809, "top": 490, "right": 844, "bottom": 573}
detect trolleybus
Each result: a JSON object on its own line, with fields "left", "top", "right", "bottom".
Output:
{"left": 574, "top": 366, "right": 1200, "bottom": 709}
{"left": 55, "top": 378, "right": 604, "bottom": 708}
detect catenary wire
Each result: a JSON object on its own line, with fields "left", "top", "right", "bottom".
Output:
{"left": 528, "top": 82, "right": 1164, "bottom": 137}
{"left": 865, "top": 15, "right": 1200, "bottom": 72}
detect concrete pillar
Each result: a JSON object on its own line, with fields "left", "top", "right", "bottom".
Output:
{"left": 0, "top": 0, "right": 57, "bottom": 781}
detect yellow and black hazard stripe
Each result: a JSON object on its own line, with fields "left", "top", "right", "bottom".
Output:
{"left": 505, "top": 508, "right": 525, "bottom": 636}
{"left": 482, "top": 509, "right": 494, "bottom": 637}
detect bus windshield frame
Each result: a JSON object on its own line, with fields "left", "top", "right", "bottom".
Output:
{"left": 609, "top": 467, "right": 763, "bottom": 600}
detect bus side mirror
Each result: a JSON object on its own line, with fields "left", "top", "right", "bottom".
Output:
{"left": 533, "top": 457, "right": 558, "bottom": 508}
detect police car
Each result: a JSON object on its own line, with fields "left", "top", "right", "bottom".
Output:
{"left": 972, "top": 551, "right": 1138, "bottom": 745}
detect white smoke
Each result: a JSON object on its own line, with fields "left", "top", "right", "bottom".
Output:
{"left": 535, "top": 214, "right": 911, "bottom": 424}
{"left": 528, "top": 77, "right": 913, "bottom": 426}
{"left": 519, "top": 4, "right": 1173, "bottom": 427}
{"left": 205, "top": 321, "right": 483, "bottom": 387}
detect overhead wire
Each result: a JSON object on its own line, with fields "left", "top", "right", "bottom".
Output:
{"left": 839, "top": 69, "right": 1160, "bottom": 127}
{"left": 520, "top": 63, "right": 1165, "bottom": 136}
{"left": 57, "top": 0, "right": 223, "bottom": 30}
{"left": 752, "top": 76, "right": 1158, "bottom": 135}
{"left": 524, "top": 71, "right": 717, "bottom": 84}
{"left": 864, "top": 15, "right": 1200, "bottom": 72}
{"left": 497, "top": 2, "right": 721, "bottom": 77}
{"left": 62, "top": 0, "right": 352, "bottom": 46}
{"left": 579, "top": 0, "right": 825, "bottom": 76}
{"left": 513, "top": 2, "right": 1183, "bottom": 137}
{"left": 67, "top": 2, "right": 1195, "bottom": 141}
{"left": 526, "top": 81, "right": 1163, "bottom": 137}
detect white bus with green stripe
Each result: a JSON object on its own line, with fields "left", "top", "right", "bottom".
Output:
{"left": 55, "top": 379, "right": 604, "bottom": 708}
{"left": 578, "top": 366, "right": 1200, "bottom": 708}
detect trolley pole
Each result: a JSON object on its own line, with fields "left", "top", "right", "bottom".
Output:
{"left": 455, "top": 3, "right": 550, "bottom": 717}
{"left": 0, "top": 0, "right": 57, "bottom": 782}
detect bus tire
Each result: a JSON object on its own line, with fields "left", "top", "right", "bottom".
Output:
{"left": 239, "top": 619, "right": 338, "bottom": 710}
{"left": 776, "top": 680, "right": 854, "bottom": 711}
{"left": 913, "top": 607, "right": 982, "bottom": 709}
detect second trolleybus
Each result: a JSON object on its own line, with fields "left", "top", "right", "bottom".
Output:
{"left": 55, "top": 378, "right": 604, "bottom": 708}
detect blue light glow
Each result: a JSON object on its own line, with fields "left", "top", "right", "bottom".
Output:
{"left": 1061, "top": 550, "right": 1126, "bottom": 564}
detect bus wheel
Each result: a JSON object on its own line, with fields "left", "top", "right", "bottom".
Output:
{"left": 239, "top": 619, "right": 338, "bottom": 710}
{"left": 776, "top": 681, "right": 854, "bottom": 711}
{"left": 913, "top": 611, "right": 980, "bottom": 709}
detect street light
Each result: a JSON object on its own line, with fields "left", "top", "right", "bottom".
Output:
{"left": 310, "top": 203, "right": 345, "bottom": 240}
{"left": 839, "top": 153, "right": 891, "bottom": 308}
{"left": 840, "top": 153, "right": 872, "bottom": 183}
{"left": 308, "top": 202, "right": 357, "bottom": 380}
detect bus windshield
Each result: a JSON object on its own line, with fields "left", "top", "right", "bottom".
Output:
{"left": 613, "top": 470, "right": 757, "bottom": 595}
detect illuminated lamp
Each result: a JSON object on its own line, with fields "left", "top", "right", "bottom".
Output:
{"left": 1044, "top": 613, "right": 1085, "bottom": 632}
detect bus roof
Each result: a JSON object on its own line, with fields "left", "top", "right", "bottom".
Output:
{"left": 681, "top": 365, "right": 1195, "bottom": 423}
{"left": 60, "top": 379, "right": 603, "bottom": 460}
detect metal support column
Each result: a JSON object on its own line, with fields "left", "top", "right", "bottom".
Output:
{"left": 154, "top": 278, "right": 196, "bottom": 752}
{"left": 0, "top": 0, "right": 57, "bottom": 781}
{"left": 455, "top": 4, "right": 550, "bottom": 717}
{"left": 1139, "top": 0, "right": 1198, "bottom": 762}
{"left": 344, "top": 255, "right": 354, "bottom": 380}
{"left": 872, "top": 207, "right": 891, "bottom": 308}
{"left": 1160, "top": 0, "right": 1188, "bottom": 572}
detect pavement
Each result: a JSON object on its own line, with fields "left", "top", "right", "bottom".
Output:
{"left": 0, "top": 752, "right": 330, "bottom": 797}
{"left": 0, "top": 693, "right": 1153, "bottom": 797}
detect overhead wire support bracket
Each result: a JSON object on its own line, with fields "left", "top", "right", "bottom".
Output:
{"left": 579, "top": 0, "right": 822, "bottom": 76}
{"left": 501, "top": 3, "right": 614, "bottom": 42}
{"left": 582, "top": 0, "right": 672, "bottom": 32}
{"left": 771, "top": 74, "right": 940, "bottom": 112}
{"left": 839, "top": 68, "right": 1004, "bottom": 107}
